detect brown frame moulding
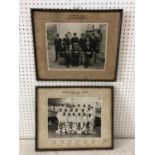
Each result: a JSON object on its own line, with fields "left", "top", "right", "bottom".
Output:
{"left": 31, "top": 9, "right": 123, "bottom": 81}
{"left": 35, "top": 86, "right": 114, "bottom": 151}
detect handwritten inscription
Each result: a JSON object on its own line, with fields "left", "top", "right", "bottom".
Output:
{"left": 62, "top": 90, "right": 88, "bottom": 95}
{"left": 66, "top": 14, "right": 88, "bottom": 20}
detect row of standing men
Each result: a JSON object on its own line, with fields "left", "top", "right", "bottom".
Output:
{"left": 54, "top": 32, "right": 100, "bottom": 68}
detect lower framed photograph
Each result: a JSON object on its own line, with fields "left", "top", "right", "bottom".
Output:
{"left": 36, "top": 86, "right": 113, "bottom": 150}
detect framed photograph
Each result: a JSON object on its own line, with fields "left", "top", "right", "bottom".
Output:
{"left": 31, "top": 9, "right": 122, "bottom": 81}
{"left": 36, "top": 86, "right": 113, "bottom": 150}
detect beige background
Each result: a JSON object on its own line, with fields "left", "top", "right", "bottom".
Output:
{"left": 37, "top": 87, "right": 112, "bottom": 149}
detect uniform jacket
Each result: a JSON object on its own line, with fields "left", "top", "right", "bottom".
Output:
{"left": 54, "top": 38, "right": 62, "bottom": 48}
{"left": 63, "top": 38, "right": 70, "bottom": 47}
{"left": 79, "top": 38, "right": 87, "bottom": 49}
{"left": 59, "top": 46, "right": 66, "bottom": 57}
{"left": 89, "top": 37, "right": 99, "bottom": 49}
{"left": 85, "top": 46, "right": 93, "bottom": 57}
{"left": 71, "top": 37, "right": 79, "bottom": 46}
{"left": 72, "top": 48, "right": 80, "bottom": 57}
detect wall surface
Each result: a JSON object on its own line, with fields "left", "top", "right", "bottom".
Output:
{"left": 19, "top": 0, "right": 135, "bottom": 138}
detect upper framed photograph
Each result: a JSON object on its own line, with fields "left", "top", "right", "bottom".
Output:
{"left": 31, "top": 9, "right": 123, "bottom": 81}
{"left": 36, "top": 86, "right": 113, "bottom": 150}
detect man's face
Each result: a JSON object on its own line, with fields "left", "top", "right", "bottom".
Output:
{"left": 91, "top": 34, "right": 95, "bottom": 38}
{"left": 81, "top": 34, "right": 85, "bottom": 38}
{"left": 74, "top": 45, "right": 78, "bottom": 49}
{"left": 86, "top": 32, "right": 90, "bottom": 36}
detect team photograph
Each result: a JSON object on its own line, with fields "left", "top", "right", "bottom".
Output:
{"left": 48, "top": 97, "right": 101, "bottom": 138}
{"left": 46, "top": 23, "right": 108, "bottom": 69}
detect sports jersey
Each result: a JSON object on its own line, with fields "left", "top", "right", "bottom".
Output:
{"left": 75, "top": 112, "right": 79, "bottom": 117}
{"left": 62, "top": 126, "right": 66, "bottom": 134}
{"left": 88, "top": 115, "right": 93, "bottom": 122}
{"left": 81, "top": 110, "right": 85, "bottom": 115}
{"left": 72, "top": 115, "right": 76, "bottom": 123}
{"left": 66, "top": 107, "right": 70, "bottom": 112}
{"left": 77, "top": 115, "right": 82, "bottom": 122}
{"left": 90, "top": 108, "right": 94, "bottom": 115}
{"left": 62, "top": 106, "right": 65, "bottom": 112}
{"left": 67, "top": 122, "right": 73, "bottom": 134}
{"left": 77, "top": 122, "right": 82, "bottom": 134}
{"left": 82, "top": 116, "right": 88, "bottom": 123}
{"left": 68, "top": 115, "right": 73, "bottom": 122}
{"left": 81, "top": 122, "right": 88, "bottom": 134}
{"left": 72, "top": 108, "right": 76, "bottom": 113}
{"left": 56, "top": 112, "right": 62, "bottom": 122}
{"left": 72, "top": 123, "right": 77, "bottom": 133}
{"left": 61, "top": 115, "right": 67, "bottom": 123}
{"left": 84, "top": 107, "right": 88, "bottom": 113}
{"left": 59, "top": 122, "right": 63, "bottom": 129}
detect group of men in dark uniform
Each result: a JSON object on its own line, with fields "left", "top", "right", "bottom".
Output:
{"left": 54, "top": 32, "right": 100, "bottom": 68}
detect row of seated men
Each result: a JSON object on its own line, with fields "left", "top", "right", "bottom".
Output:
{"left": 54, "top": 32, "right": 100, "bottom": 68}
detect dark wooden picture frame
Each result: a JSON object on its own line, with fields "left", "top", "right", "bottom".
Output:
{"left": 36, "top": 86, "right": 114, "bottom": 151}
{"left": 31, "top": 9, "right": 123, "bottom": 81}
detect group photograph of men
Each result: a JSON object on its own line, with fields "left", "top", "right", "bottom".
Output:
{"left": 46, "top": 23, "right": 108, "bottom": 69}
{"left": 48, "top": 97, "right": 101, "bottom": 138}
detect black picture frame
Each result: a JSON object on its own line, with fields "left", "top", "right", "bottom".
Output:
{"left": 35, "top": 86, "right": 114, "bottom": 151}
{"left": 31, "top": 9, "right": 123, "bottom": 81}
